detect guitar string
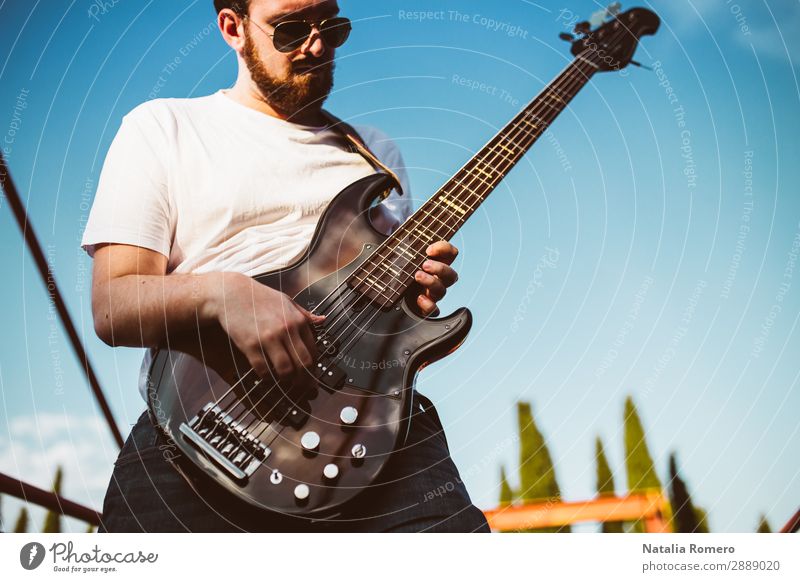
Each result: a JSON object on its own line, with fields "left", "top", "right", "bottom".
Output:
{"left": 198, "top": 54, "right": 597, "bottom": 457}
{"left": 308, "top": 52, "right": 599, "bottom": 342}
{"left": 222, "top": 53, "right": 602, "bottom": 451}
{"left": 272, "top": 47, "right": 604, "bottom": 356}
{"left": 193, "top": 48, "right": 604, "bottom": 456}
{"left": 200, "top": 51, "right": 600, "bottom": 452}
{"left": 313, "top": 55, "right": 600, "bottom": 352}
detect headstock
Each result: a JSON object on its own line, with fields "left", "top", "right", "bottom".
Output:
{"left": 559, "top": 5, "right": 660, "bottom": 72}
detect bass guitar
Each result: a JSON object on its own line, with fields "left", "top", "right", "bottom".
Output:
{"left": 147, "top": 7, "right": 659, "bottom": 516}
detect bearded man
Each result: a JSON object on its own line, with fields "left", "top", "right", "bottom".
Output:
{"left": 82, "top": 0, "right": 489, "bottom": 532}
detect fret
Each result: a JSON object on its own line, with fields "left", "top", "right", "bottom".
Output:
{"left": 548, "top": 85, "right": 570, "bottom": 99}
{"left": 537, "top": 100, "right": 563, "bottom": 115}
{"left": 385, "top": 264, "right": 402, "bottom": 277}
{"left": 473, "top": 165, "right": 496, "bottom": 179}
{"left": 395, "top": 242, "right": 415, "bottom": 259}
{"left": 452, "top": 171, "right": 493, "bottom": 191}
{"left": 359, "top": 255, "right": 410, "bottom": 285}
{"left": 365, "top": 276, "right": 386, "bottom": 292}
{"left": 434, "top": 198, "right": 460, "bottom": 224}
{"left": 418, "top": 205, "right": 458, "bottom": 231}
{"left": 435, "top": 188, "right": 473, "bottom": 213}
{"left": 496, "top": 142, "right": 516, "bottom": 155}
{"left": 501, "top": 134, "right": 522, "bottom": 149}
{"left": 411, "top": 227, "right": 433, "bottom": 242}
{"left": 576, "top": 55, "right": 600, "bottom": 69}
{"left": 440, "top": 181, "right": 484, "bottom": 214}
{"left": 440, "top": 196, "right": 468, "bottom": 215}
{"left": 350, "top": 273, "right": 397, "bottom": 303}
{"left": 400, "top": 218, "right": 439, "bottom": 241}
{"left": 486, "top": 144, "right": 518, "bottom": 166}
{"left": 520, "top": 117, "right": 540, "bottom": 129}
{"left": 371, "top": 262, "right": 410, "bottom": 289}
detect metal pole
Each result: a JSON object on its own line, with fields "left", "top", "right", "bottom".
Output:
{"left": 779, "top": 508, "right": 800, "bottom": 534}
{"left": 0, "top": 149, "right": 124, "bottom": 449}
{"left": 0, "top": 471, "right": 101, "bottom": 526}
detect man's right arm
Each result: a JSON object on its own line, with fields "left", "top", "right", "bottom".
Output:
{"left": 90, "top": 243, "right": 322, "bottom": 379}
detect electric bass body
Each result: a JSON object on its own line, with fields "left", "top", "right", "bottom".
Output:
{"left": 147, "top": 173, "right": 471, "bottom": 517}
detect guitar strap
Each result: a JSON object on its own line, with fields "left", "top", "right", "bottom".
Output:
{"left": 320, "top": 109, "right": 404, "bottom": 196}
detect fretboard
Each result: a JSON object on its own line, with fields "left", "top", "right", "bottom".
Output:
{"left": 351, "top": 54, "right": 599, "bottom": 307}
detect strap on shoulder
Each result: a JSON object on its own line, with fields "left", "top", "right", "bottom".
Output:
{"left": 320, "top": 109, "right": 404, "bottom": 196}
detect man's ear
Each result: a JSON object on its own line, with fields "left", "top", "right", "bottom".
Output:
{"left": 218, "top": 9, "right": 246, "bottom": 52}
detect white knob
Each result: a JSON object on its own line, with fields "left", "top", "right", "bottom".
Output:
{"left": 301, "top": 431, "right": 320, "bottom": 450}
{"left": 294, "top": 484, "right": 310, "bottom": 500}
{"left": 351, "top": 443, "right": 367, "bottom": 458}
{"left": 323, "top": 464, "right": 339, "bottom": 479}
{"left": 269, "top": 469, "right": 283, "bottom": 485}
{"left": 340, "top": 406, "right": 358, "bottom": 425}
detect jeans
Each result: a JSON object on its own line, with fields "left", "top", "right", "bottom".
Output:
{"left": 98, "top": 391, "right": 490, "bottom": 532}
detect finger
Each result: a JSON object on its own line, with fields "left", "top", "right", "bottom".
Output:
{"left": 265, "top": 340, "right": 295, "bottom": 380}
{"left": 247, "top": 346, "right": 272, "bottom": 379}
{"left": 416, "top": 293, "right": 440, "bottom": 317}
{"left": 286, "top": 326, "right": 315, "bottom": 372}
{"left": 414, "top": 270, "right": 447, "bottom": 301}
{"left": 426, "top": 241, "right": 459, "bottom": 265}
{"left": 288, "top": 304, "right": 320, "bottom": 357}
{"left": 297, "top": 318, "right": 319, "bottom": 361}
{"left": 297, "top": 304, "right": 326, "bottom": 325}
{"left": 421, "top": 259, "right": 458, "bottom": 287}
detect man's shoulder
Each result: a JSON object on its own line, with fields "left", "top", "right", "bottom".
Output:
{"left": 351, "top": 123, "right": 390, "bottom": 145}
{"left": 123, "top": 93, "right": 220, "bottom": 127}
{"left": 350, "top": 123, "right": 403, "bottom": 161}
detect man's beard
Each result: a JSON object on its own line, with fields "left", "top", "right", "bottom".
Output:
{"left": 242, "top": 26, "right": 334, "bottom": 120}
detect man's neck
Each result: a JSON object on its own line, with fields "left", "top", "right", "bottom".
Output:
{"left": 225, "top": 83, "right": 325, "bottom": 127}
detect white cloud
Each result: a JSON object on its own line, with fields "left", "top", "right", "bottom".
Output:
{"left": 0, "top": 411, "right": 121, "bottom": 532}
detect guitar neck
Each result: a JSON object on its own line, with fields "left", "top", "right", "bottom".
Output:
{"left": 351, "top": 54, "right": 598, "bottom": 305}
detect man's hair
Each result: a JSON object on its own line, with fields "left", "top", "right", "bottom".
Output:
{"left": 214, "top": 0, "right": 250, "bottom": 16}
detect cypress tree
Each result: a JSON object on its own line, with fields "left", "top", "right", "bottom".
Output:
{"left": 595, "top": 436, "right": 623, "bottom": 533}
{"left": 14, "top": 507, "right": 29, "bottom": 533}
{"left": 668, "top": 453, "right": 708, "bottom": 532}
{"left": 623, "top": 396, "right": 661, "bottom": 532}
{"left": 624, "top": 397, "right": 662, "bottom": 491}
{"left": 517, "top": 401, "right": 569, "bottom": 532}
{"left": 499, "top": 465, "right": 514, "bottom": 507}
{"left": 42, "top": 466, "right": 64, "bottom": 533}
{"left": 694, "top": 507, "right": 710, "bottom": 533}
{"left": 756, "top": 514, "right": 772, "bottom": 533}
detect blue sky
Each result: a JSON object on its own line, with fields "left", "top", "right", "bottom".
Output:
{"left": 0, "top": 0, "right": 798, "bottom": 533}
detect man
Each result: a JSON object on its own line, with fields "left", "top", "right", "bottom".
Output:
{"left": 82, "top": 0, "right": 489, "bottom": 532}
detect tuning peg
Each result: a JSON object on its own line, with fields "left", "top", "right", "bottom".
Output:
{"left": 607, "top": 2, "right": 622, "bottom": 18}
{"left": 558, "top": 32, "right": 575, "bottom": 42}
{"left": 574, "top": 21, "right": 591, "bottom": 35}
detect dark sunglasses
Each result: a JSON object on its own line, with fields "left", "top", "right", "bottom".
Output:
{"left": 257, "top": 17, "right": 352, "bottom": 53}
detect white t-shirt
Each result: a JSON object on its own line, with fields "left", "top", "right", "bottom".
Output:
{"left": 81, "top": 89, "right": 412, "bottom": 399}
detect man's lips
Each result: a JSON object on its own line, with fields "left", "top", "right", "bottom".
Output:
{"left": 293, "top": 61, "right": 330, "bottom": 73}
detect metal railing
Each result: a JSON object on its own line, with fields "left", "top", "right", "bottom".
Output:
{"left": 1, "top": 150, "right": 116, "bottom": 528}
{"left": 0, "top": 472, "right": 101, "bottom": 527}
{"left": 483, "top": 491, "right": 673, "bottom": 533}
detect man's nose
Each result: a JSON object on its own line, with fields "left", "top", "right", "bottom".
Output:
{"left": 301, "top": 29, "right": 327, "bottom": 57}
